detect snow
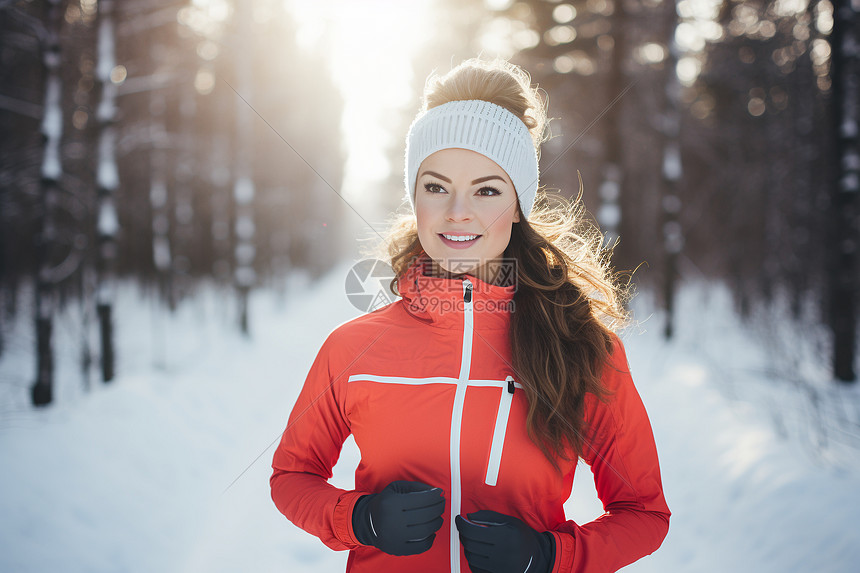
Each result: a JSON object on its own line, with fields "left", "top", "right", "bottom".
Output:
{"left": 97, "top": 197, "right": 119, "bottom": 237}
{"left": 233, "top": 176, "right": 255, "bottom": 204}
{"left": 40, "top": 76, "right": 62, "bottom": 140}
{"left": 152, "top": 235, "right": 171, "bottom": 270}
{"left": 599, "top": 180, "right": 620, "bottom": 201}
{"left": 40, "top": 72, "right": 63, "bottom": 181}
{"left": 97, "top": 18, "right": 116, "bottom": 83}
{"left": 597, "top": 203, "right": 621, "bottom": 229}
{"left": 97, "top": 128, "right": 119, "bottom": 192}
{"left": 1, "top": 260, "right": 859, "bottom": 573}
{"left": 40, "top": 140, "right": 62, "bottom": 181}
{"left": 235, "top": 214, "right": 255, "bottom": 240}
{"left": 662, "top": 142, "right": 682, "bottom": 181}
{"left": 96, "top": 87, "right": 118, "bottom": 125}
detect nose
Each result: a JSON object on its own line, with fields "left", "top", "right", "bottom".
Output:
{"left": 444, "top": 192, "right": 473, "bottom": 222}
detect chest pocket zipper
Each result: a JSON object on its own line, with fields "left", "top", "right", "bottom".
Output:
{"left": 485, "top": 375, "right": 516, "bottom": 486}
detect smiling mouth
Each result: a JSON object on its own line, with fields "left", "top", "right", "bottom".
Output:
{"left": 438, "top": 233, "right": 482, "bottom": 249}
{"left": 439, "top": 233, "right": 481, "bottom": 241}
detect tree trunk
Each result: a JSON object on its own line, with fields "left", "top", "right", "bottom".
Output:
{"left": 31, "top": 0, "right": 64, "bottom": 406}
{"left": 233, "top": 1, "right": 256, "bottom": 336}
{"left": 598, "top": 0, "right": 626, "bottom": 252}
{"left": 829, "top": 0, "right": 859, "bottom": 382}
{"left": 150, "top": 86, "right": 174, "bottom": 311}
{"left": 173, "top": 80, "right": 196, "bottom": 294}
{"left": 95, "top": 0, "right": 119, "bottom": 383}
{"left": 660, "top": 0, "right": 683, "bottom": 340}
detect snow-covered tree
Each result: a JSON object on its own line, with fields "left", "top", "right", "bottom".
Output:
{"left": 95, "top": 0, "right": 119, "bottom": 382}
{"left": 660, "top": 1, "right": 684, "bottom": 340}
{"left": 31, "top": 0, "right": 65, "bottom": 406}
{"left": 828, "top": 0, "right": 859, "bottom": 382}
{"left": 232, "top": 0, "right": 256, "bottom": 335}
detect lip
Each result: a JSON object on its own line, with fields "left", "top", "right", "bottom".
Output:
{"left": 438, "top": 233, "right": 481, "bottom": 249}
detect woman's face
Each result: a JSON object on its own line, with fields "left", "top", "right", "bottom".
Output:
{"left": 415, "top": 148, "right": 520, "bottom": 284}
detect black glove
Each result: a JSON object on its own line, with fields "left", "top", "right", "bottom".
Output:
{"left": 352, "top": 480, "right": 446, "bottom": 556}
{"left": 455, "top": 510, "right": 555, "bottom": 573}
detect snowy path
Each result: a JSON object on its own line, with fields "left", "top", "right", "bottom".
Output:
{"left": 1, "top": 260, "right": 858, "bottom": 572}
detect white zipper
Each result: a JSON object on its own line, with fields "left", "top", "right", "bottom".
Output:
{"left": 450, "top": 278, "right": 473, "bottom": 573}
{"left": 485, "top": 375, "right": 515, "bottom": 486}
{"left": 348, "top": 278, "right": 519, "bottom": 571}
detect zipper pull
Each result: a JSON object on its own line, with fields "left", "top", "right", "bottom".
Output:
{"left": 463, "top": 279, "right": 472, "bottom": 303}
{"left": 507, "top": 376, "right": 515, "bottom": 394}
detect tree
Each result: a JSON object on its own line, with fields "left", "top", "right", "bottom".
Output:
{"left": 95, "top": 0, "right": 120, "bottom": 382}
{"left": 828, "top": 0, "right": 859, "bottom": 381}
{"left": 659, "top": 0, "right": 683, "bottom": 339}
{"left": 31, "top": 0, "right": 66, "bottom": 406}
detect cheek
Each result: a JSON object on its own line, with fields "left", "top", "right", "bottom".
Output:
{"left": 415, "top": 203, "right": 437, "bottom": 241}
{"left": 484, "top": 205, "right": 517, "bottom": 236}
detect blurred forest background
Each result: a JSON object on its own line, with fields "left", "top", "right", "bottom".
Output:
{"left": 1, "top": 0, "right": 858, "bottom": 412}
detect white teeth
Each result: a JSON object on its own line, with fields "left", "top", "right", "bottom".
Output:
{"left": 442, "top": 234, "right": 479, "bottom": 242}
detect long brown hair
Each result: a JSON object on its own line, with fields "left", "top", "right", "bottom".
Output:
{"left": 363, "top": 58, "right": 630, "bottom": 468}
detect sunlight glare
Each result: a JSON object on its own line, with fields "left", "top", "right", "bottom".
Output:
{"left": 485, "top": 0, "right": 515, "bottom": 9}
{"left": 192, "top": 0, "right": 231, "bottom": 21}
{"left": 286, "top": 0, "right": 434, "bottom": 204}
{"left": 482, "top": 18, "right": 516, "bottom": 58}
{"left": 552, "top": 4, "right": 577, "bottom": 24}
{"left": 815, "top": 2, "right": 834, "bottom": 34}
{"left": 675, "top": 22, "right": 705, "bottom": 52}
{"left": 636, "top": 42, "right": 666, "bottom": 64}
{"left": 773, "top": 0, "right": 809, "bottom": 17}
{"left": 676, "top": 56, "right": 701, "bottom": 86}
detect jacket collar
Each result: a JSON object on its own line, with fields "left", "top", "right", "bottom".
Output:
{"left": 397, "top": 253, "right": 516, "bottom": 330}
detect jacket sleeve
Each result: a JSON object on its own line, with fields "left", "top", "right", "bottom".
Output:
{"left": 270, "top": 330, "right": 369, "bottom": 551}
{"left": 548, "top": 335, "right": 671, "bottom": 572}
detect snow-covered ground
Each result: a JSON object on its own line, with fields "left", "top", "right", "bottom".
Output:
{"left": 1, "top": 259, "right": 859, "bottom": 573}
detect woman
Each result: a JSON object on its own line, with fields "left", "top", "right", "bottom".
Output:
{"left": 270, "top": 58, "right": 670, "bottom": 573}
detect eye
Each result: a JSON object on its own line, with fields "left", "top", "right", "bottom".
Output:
{"left": 477, "top": 186, "right": 501, "bottom": 196}
{"left": 424, "top": 182, "right": 446, "bottom": 194}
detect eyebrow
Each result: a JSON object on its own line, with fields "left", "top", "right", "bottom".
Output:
{"left": 419, "top": 170, "right": 507, "bottom": 185}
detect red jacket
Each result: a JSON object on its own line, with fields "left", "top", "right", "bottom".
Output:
{"left": 271, "top": 254, "right": 670, "bottom": 572}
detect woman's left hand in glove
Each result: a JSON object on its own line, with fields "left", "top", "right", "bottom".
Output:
{"left": 455, "top": 510, "right": 555, "bottom": 573}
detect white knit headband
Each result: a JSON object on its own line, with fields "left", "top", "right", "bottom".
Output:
{"left": 404, "top": 99, "right": 540, "bottom": 220}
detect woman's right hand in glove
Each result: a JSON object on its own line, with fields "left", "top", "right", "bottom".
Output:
{"left": 351, "top": 480, "right": 446, "bottom": 556}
